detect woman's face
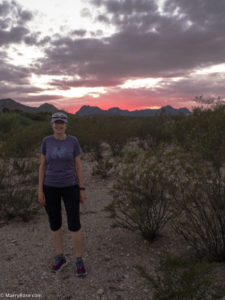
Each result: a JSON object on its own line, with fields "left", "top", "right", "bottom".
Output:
{"left": 52, "top": 120, "right": 67, "bottom": 135}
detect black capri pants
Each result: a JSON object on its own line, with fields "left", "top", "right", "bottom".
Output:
{"left": 43, "top": 184, "right": 81, "bottom": 232}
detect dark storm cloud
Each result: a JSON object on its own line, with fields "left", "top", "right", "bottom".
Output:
{"left": 0, "top": 60, "right": 30, "bottom": 84}
{"left": 0, "top": 53, "right": 43, "bottom": 99}
{"left": 71, "top": 30, "right": 87, "bottom": 37}
{"left": 1, "top": 0, "right": 225, "bottom": 108}
{"left": 35, "top": 0, "right": 225, "bottom": 94}
{"left": 0, "top": 0, "right": 35, "bottom": 46}
{"left": 17, "top": 95, "right": 64, "bottom": 103}
{"left": 159, "top": 73, "right": 225, "bottom": 99}
{"left": 0, "top": 0, "right": 50, "bottom": 48}
{"left": 0, "top": 82, "right": 42, "bottom": 95}
{"left": 50, "top": 77, "right": 123, "bottom": 89}
{"left": 0, "top": 1, "right": 53, "bottom": 102}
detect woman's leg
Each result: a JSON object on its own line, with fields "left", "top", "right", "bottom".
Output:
{"left": 62, "top": 185, "right": 83, "bottom": 257}
{"left": 43, "top": 185, "right": 63, "bottom": 255}
{"left": 71, "top": 229, "right": 83, "bottom": 258}
{"left": 52, "top": 227, "right": 63, "bottom": 255}
{"left": 62, "top": 185, "right": 87, "bottom": 276}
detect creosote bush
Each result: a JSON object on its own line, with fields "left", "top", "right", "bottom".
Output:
{"left": 0, "top": 158, "right": 40, "bottom": 222}
{"left": 92, "top": 159, "right": 113, "bottom": 179}
{"left": 173, "top": 164, "right": 225, "bottom": 261}
{"left": 1, "top": 188, "right": 38, "bottom": 221}
{"left": 105, "top": 149, "right": 176, "bottom": 241}
{"left": 135, "top": 250, "right": 222, "bottom": 300}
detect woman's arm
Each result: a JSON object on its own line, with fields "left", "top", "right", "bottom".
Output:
{"left": 74, "top": 154, "right": 86, "bottom": 204}
{"left": 38, "top": 154, "right": 46, "bottom": 206}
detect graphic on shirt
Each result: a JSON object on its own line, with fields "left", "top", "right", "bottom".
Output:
{"left": 51, "top": 146, "right": 67, "bottom": 159}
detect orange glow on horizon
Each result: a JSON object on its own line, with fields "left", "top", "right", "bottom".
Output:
{"left": 59, "top": 104, "right": 165, "bottom": 114}
{"left": 56, "top": 97, "right": 193, "bottom": 114}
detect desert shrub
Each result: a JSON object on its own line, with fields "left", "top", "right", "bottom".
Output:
{"left": 92, "top": 159, "right": 113, "bottom": 179}
{"left": 0, "top": 158, "right": 40, "bottom": 222}
{"left": 103, "top": 118, "right": 132, "bottom": 156}
{"left": 0, "top": 112, "right": 24, "bottom": 138}
{"left": 173, "top": 163, "right": 225, "bottom": 261}
{"left": 67, "top": 115, "right": 104, "bottom": 154}
{"left": 105, "top": 149, "right": 176, "bottom": 241}
{"left": 173, "top": 106, "right": 225, "bottom": 167}
{"left": 1, "top": 188, "right": 38, "bottom": 221}
{"left": 135, "top": 250, "right": 222, "bottom": 300}
{"left": 119, "top": 144, "right": 144, "bottom": 163}
{"left": 89, "top": 141, "right": 104, "bottom": 162}
{"left": 0, "top": 122, "right": 51, "bottom": 157}
{"left": 20, "top": 111, "right": 51, "bottom": 121}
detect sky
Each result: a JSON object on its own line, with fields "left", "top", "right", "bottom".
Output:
{"left": 0, "top": 0, "right": 225, "bottom": 113}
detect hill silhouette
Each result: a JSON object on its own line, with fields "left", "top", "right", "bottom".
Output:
{"left": 0, "top": 99, "right": 58, "bottom": 113}
{"left": 75, "top": 105, "right": 190, "bottom": 116}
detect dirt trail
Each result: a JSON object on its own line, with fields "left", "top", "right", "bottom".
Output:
{"left": 0, "top": 155, "right": 164, "bottom": 300}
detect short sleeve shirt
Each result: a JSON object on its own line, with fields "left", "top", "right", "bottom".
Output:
{"left": 40, "top": 135, "right": 82, "bottom": 187}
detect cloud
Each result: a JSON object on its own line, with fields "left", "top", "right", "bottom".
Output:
{"left": 0, "top": 0, "right": 35, "bottom": 46}
{"left": 71, "top": 30, "right": 87, "bottom": 37}
{"left": 0, "top": 61, "right": 30, "bottom": 84}
{"left": 17, "top": 94, "right": 64, "bottom": 103}
{"left": 1, "top": 0, "right": 225, "bottom": 110}
{"left": 34, "top": 0, "right": 225, "bottom": 90}
{"left": 161, "top": 72, "right": 225, "bottom": 99}
{"left": 50, "top": 78, "right": 123, "bottom": 88}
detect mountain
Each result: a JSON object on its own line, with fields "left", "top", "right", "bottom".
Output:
{"left": 0, "top": 99, "right": 58, "bottom": 113}
{"left": 36, "top": 103, "right": 58, "bottom": 113}
{"left": 75, "top": 105, "right": 191, "bottom": 117}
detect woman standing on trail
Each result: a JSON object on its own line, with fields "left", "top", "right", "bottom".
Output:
{"left": 38, "top": 112, "right": 87, "bottom": 277}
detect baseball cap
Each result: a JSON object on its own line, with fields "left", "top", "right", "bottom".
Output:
{"left": 51, "top": 112, "right": 68, "bottom": 123}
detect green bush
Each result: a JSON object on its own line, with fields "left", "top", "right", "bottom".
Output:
{"left": 173, "top": 163, "right": 225, "bottom": 261}
{"left": 1, "top": 106, "right": 225, "bottom": 163}
{"left": 1, "top": 188, "right": 39, "bottom": 222}
{"left": 0, "top": 123, "right": 51, "bottom": 157}
{"left": 119, "top": 144, "right": 144, "bottom": 163}
{"left": 105, "top": 149, "right": 175, "bottom": 241}
{"left": 135, "top": 250, "right": 222, "bottom": 300}
{"left": 92, "top": 159, "right": 113, "bottom": 179}
{"left": 0, "top": 158, "right": 40, "bottom": 222}
{"left": 173, "top": 105, "right": 225, "bottom": 166}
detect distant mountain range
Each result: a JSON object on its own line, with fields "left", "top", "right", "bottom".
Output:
{"left": 0, "top": 99, "right": 191, "bottom": 116}
{"left": 75, "top": 105, "right": 190, "bottom": 116}
{"left": 0, "top": 98, "right": 58, "bottom": 113}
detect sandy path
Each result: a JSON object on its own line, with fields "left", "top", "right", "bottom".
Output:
{"left": 0, "top": 156, "right": 157, "bottom": 300}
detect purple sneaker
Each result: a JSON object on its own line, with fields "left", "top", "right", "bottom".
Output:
{"left": 76, "top": 258, "right": 87, "bottom": 277}
{"left": 50, "top": 254, "right": 67, "bottom": 273}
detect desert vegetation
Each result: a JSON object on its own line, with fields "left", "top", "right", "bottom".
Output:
{"left": 1, "top": 105, "right": 225, "bottom": 298}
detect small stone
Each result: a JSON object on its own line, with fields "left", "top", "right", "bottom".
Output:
{"left": 118, "top": 284, "right": 124, "bottom": 290}
{"left": 41, "top": 272, "right": 48, "bottom": 279}
{"left": 97, "top": 288, "right": 104, "bottom": 295}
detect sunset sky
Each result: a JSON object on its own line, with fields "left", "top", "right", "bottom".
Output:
{"left": 1, "top": 0, "right": 225, "bottom": 113}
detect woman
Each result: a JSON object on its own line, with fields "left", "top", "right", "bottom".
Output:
{"left": 38, "top": 112, "right": 87, "bottom": 277}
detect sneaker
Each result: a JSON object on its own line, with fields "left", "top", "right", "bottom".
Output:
{"left": 76, "top": 258, "right": 87, "bottom": 277}
{"left": 50, "top": 254, "right": 67, "bottom": 273}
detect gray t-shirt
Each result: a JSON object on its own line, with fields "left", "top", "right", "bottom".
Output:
{"left": 40, "top": 135, "right": 82, "bottom": 187}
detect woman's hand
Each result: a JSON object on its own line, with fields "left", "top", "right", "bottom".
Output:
{"left": 80, "top": 190, "right": 86, "bottom": 204}
{"left": 38, "top": 190, "right": 46, "bottom": 206}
